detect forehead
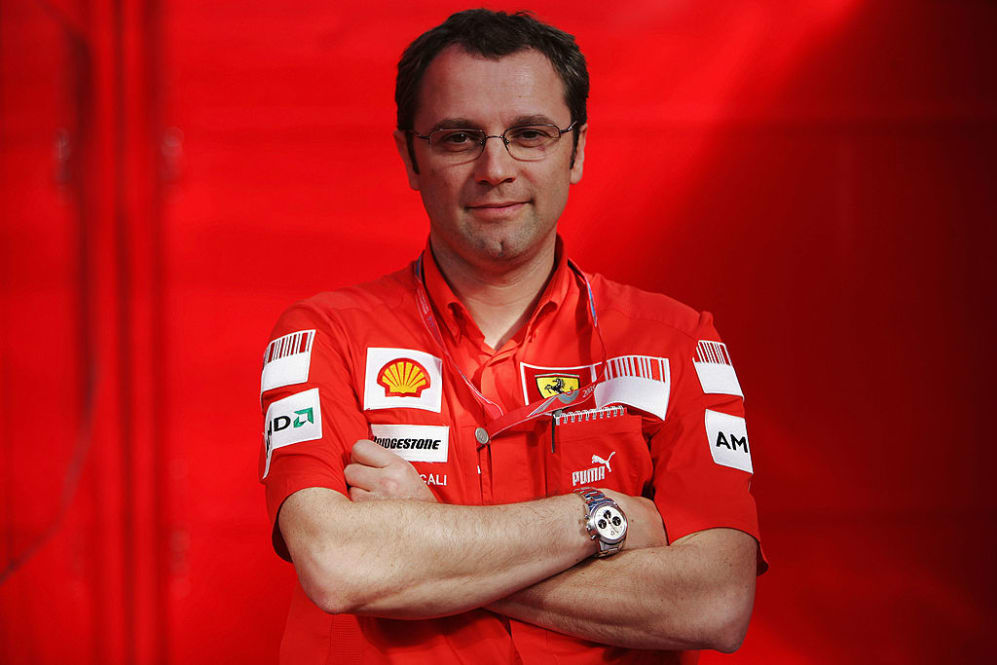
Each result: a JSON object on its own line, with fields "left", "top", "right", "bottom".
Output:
{"left": 415, "top": 46, "right": 569, "bottom": 128}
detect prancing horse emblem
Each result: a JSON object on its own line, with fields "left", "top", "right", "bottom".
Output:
{"left": 536, "top": 373, "right": 580, "bottom": 398}
{"left": 591, "top": 452, "right": 616, "bottom": 472}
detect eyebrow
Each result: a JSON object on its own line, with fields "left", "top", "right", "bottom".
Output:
{"left": 430, "top": 118, "right": 482, "bottom": 131}
{"left": 429, "top": 114, "right": 562, "bottom": 132}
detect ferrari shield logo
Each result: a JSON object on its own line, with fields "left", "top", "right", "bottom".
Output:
{"left": 535, "top": 373, "right": 580, "bottom": 398}
{"left": 521, "top": 362, "right": 596, "bottom": 404}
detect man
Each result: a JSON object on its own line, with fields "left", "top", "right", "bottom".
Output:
{"left": 259, "top": 9, "right": 764, "bottom": 664}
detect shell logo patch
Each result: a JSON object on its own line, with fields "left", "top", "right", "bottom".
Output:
{"left": 364, "top": 348, "right": 443, "bottom": 413}
{"left": 377, "top": 358, "right": 430, "bottom": 397}
{"left": 535, "top": 373, "right": 580, "bottom": 398}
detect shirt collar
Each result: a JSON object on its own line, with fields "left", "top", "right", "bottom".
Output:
{"left": 419, "top": 235, "right": 577, "bottom": 343}
{"left": 524, "top": 235, "right": 573, "bottom": 336}
{"left": 421, "top": 239, "right": 471, "bottom": 340}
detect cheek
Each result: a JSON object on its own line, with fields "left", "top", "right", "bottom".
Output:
{"left": 536, "top": 170, "right": 572, "bottom": 217}
{"left": 420, "top": 169, "right": 465, "bottom": 204}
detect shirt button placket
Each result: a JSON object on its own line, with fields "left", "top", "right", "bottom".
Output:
{"left": 480, "top": 361, "right": 501, "bottom": 501}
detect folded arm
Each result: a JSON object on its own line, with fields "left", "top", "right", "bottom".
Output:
{"left": 487, "top": 525, "right": 757, "bottom": 652}
{"left": 278, "top": 440, "right": 600, "bottom": 619}
{"left": 311, "top": 439, "right": 757, "bottom": 651}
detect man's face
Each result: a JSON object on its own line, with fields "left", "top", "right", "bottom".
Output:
{"left": 395, "top": 46, "right": 587, "bottom": 270}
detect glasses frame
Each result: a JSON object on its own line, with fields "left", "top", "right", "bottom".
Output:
{"left": 409, "top": 121, "right": 578, "bottom": 161}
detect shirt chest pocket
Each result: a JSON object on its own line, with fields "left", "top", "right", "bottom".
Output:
{"left": 545, "top": 410, "right": 651, "bottom": 496}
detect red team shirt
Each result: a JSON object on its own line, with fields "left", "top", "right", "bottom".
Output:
{"left": 259, "top": 239, "right": 765, "bottom": 664}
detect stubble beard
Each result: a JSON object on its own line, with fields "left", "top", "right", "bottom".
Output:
{"left": 459, "top": 210, "right": 555, "bottom": 270}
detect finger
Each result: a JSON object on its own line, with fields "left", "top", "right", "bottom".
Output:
{"left": 349, "top": 486, "right": 375, "bottom": 502}
{"left": 351, "top": 439, "right": 399, "bottom": 467}
{"left": 344, "top": 462, "right": 379, "bottom": 491}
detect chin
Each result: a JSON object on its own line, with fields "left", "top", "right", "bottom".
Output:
{"left": 473, "top": 233, "right": 536, "bottom": 264}
{"left": 475, "top": 225, "right": 553, "bottom": 261}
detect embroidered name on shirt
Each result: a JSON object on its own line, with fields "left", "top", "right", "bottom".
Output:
{"left": 421, "top": 473, "right": 447, "bottom": 486}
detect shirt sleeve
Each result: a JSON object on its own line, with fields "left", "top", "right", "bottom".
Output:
{"left": 258, "top": 301, "right": 369, "bottom": 560}
{"left": 650, "top": 311, "right": 767, "bottom": 573}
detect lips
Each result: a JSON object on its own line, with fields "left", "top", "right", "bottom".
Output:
{"left": 466, "top": 201, "right": 527, "bottom": 209}
{"left": 465, "top": 201, "right": 527, "bottom": 220}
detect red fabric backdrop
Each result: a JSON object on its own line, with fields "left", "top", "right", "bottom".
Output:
{"left": 1, "top": 1, "right": 995, "bottom": 662}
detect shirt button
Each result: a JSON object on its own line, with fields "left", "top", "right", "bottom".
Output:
{"left": 474, "top": 427, "right": 490, "bottom": 445}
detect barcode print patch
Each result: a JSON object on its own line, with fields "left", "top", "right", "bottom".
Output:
{"left": 594, "top": 355, "right": 671, "bottom": 420}
{"left": 695, "top": 340, "right": 733, "bottom": 366}
{"left": 261, "top": 329, "right": 316, "bottom": 396}
{"left": 603, "top": 355, "right": 668, "bottom": 382}
{"left": 264, "top": 330, "right": 315, "bottom": 364}
{"left": 693, "top": 340, "right": 743, "bottom": 397}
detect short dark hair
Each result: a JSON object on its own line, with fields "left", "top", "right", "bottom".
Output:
{"left": 396, "top": 9, "right": 589, "bottom": 171}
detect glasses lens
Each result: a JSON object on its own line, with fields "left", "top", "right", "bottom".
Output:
{"left": 421, "top": 124, "right": 567, "bottom": 161}
{"left": 429, "top": 129, "right": 484, "bottom": 154}
{"left": 506, "top": 125, "right": 561, "bottom": 161}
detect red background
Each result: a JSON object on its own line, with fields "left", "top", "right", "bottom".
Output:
{"left": 2, "top": 1, "right": 995, "bottom": 662}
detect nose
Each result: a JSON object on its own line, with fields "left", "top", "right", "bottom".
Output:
{"left": 473, "top": 135, "right": 516, "bottom": 186}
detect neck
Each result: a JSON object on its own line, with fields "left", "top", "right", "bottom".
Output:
{"left": 430, "top": 236, "right": 557, "bottom": 350}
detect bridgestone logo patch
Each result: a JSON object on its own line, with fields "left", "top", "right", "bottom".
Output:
{"left": 369, "top": 424, "right": 449, "bottom": 463}
{"left": 373, "top": 437, "right": 441, "bottom": 451}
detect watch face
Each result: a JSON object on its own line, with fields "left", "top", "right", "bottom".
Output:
{"left": 593, "top": 505, "right": 627, "bottom": 544}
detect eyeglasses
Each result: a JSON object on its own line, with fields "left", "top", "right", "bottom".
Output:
{"left": 409, "top": 121, "right": 577, "bottom": 162}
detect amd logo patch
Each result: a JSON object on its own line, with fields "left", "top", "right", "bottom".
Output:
{"left": 714, "top": 431, "right": 748, "bottom": 453}
{"left": 262, "top": 388, "right": 323, "bottom": 479}
{"left": 704, "top": 409, "right": 752, "bottom": 473}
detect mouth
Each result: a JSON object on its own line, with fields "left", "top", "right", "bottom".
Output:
{"left": 465, "top": 200, "right": 529, "bottom": 219}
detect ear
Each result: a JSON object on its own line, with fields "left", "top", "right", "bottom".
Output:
{"left": 393, "top": 129, "right": 421, "bottom": 191}
{"left": 569, "top": 123, "right": 587, "bottom": 185}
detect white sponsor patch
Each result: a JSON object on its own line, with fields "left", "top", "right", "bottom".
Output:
{"left": 263, "top": 388, "right": 322, "bottom": 479}
{"left": 261, "top": 330, "right": 316, "bottom": 395}
{"left": 369, "top": 424, "right": 449, "bottom": 463}
{"left": 364, "top": 348, "right": 443, "bottom": 413}
{"left": 704, "top": 409, "right": 752, "bottom": 473}
{"left": 594, "top": 355, "right": 670, "bottom": 420}
{"left": 693, "top": 340, "right": 743, "bottom": 397}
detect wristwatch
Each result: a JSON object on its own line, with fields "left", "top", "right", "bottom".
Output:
{"left": 574, "top": 487, "right": 628, "bottom": 557}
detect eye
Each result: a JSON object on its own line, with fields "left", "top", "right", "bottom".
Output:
{"left": 433, "top": 130, "right": 481, "bottom": 151}
{"left": 508, "top": 125, "right": 556, "bottom": 147}
{"left": 442, "top": 131, "right": 471, "bottom": 144}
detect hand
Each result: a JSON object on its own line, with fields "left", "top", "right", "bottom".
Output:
{"left": 600, "top": 489, "right": 667, "bottom": 551}
{"left": 344, "top": 439, "right": 438, "bottom": 503}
